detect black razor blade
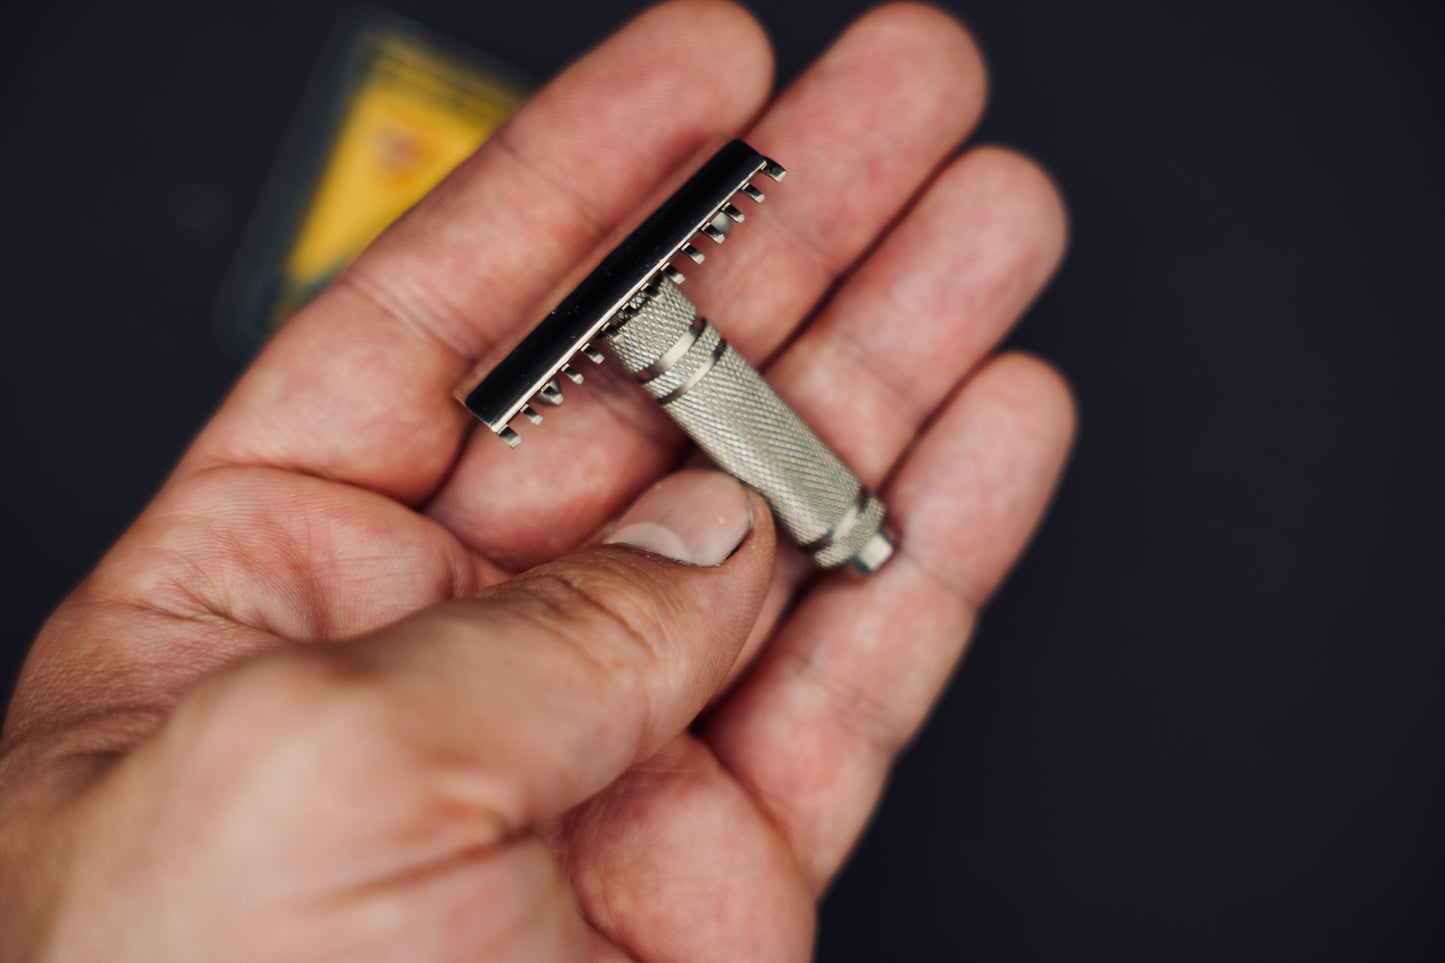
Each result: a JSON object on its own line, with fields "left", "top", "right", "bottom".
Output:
{"left": 461, "top": 139, "right": 784, "bottom": 444}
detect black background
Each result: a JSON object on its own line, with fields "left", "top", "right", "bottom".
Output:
{"left": 3, "top": 1, "right": 1442, "bottom": 959}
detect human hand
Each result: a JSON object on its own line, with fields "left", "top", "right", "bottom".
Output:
{"left": 0, "top": 2, "right": 1073, "bottom": 960}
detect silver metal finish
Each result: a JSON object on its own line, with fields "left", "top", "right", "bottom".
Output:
{"left": 457, "top": 139, "right": 895, "bottom": 574}
{"left": 460, "top": 140, "right": 781, "bottom": 435}
{"left": 604, "top": 279, "right": 894, "bottom": 573}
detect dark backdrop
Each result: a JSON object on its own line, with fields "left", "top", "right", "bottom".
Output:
{"left": 3, "top": 1, "right": 1441, "bottom": 959}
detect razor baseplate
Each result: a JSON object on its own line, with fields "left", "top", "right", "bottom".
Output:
{"left": 457, "top": 140, "right": 894, "bottom": 574}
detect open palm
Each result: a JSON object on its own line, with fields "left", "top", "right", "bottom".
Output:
{"left": 0, "top": 3, "right": 1073, "bottom": 960}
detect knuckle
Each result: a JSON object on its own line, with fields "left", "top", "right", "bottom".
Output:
{"left": 510, "top": 554, "right": 688, "bottom": 679}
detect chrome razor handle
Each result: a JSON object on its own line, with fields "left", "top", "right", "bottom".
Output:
{"left": 458, "top": 140, "right": 895, "bottom": 573}
{"left": 607, "top": 278, "right": 893, "bottom": 571}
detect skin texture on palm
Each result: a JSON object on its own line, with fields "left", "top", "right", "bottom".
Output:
{"left": 0, "top": 2, "right": 1073, "bottom": 960}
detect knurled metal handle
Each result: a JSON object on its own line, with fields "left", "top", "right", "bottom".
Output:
{"left": 605, "top": 278, "right": 894, "bottom": 573}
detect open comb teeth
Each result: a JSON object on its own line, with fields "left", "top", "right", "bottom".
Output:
{"left": 461, "top": 141, "right": 784, "bottom": 445}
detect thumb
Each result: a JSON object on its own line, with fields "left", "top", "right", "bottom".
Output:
{"left": 329, "top": 468, "right": 775, "bottom": 833}
{"left": 45, "top": 471, "right": 773, "bottom": 961}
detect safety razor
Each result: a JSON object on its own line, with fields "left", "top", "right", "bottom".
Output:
{"left": 457, "top": 140, "right": 894, "bottom": 573}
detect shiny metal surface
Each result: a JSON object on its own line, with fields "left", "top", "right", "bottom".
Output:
{"left": 606, "top": 278, "right": 893, "bottom": 573}
{"left": 457, "top": 139, "right": 893, "bottom": 573}
{"left": 459, "top": 140, "right": 779, "bottom": 432}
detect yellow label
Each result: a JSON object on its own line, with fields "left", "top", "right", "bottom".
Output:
{"left": 272, "top": 36, "right": 524, "bottom": 326}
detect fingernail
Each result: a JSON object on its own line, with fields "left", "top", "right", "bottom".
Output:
{"left": 605, "top": 470, "right": 753, "bottom": 566}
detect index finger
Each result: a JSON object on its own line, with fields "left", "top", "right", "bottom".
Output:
{"left": 181, "top": 0, "right": 774, "bottom": 506}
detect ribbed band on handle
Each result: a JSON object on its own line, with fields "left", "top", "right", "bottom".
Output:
{"left": 605, "top": 279, "right": 894, "bottom": 573}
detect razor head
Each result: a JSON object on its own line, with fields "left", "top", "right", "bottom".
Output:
{"left": 460, "top": 139, "right": 785, "bottom": 445}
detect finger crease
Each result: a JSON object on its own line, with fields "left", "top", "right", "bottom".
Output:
{"left": 764, "top": 204, "right": 861, "bottom": 280}
{"left": 492, "top": 125, "right": 610, "bottom": 238}
{"left": 811, "top": 319, "right": 929, "bottom": 423}
{"left": 777, "top": 648, "right": 906, "bottom": 759}
{"left": 334, "top": 267, "right": 475, "bottom": 364}
{"left": 892, "top": 541, "right": 990, "bottom": 616}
